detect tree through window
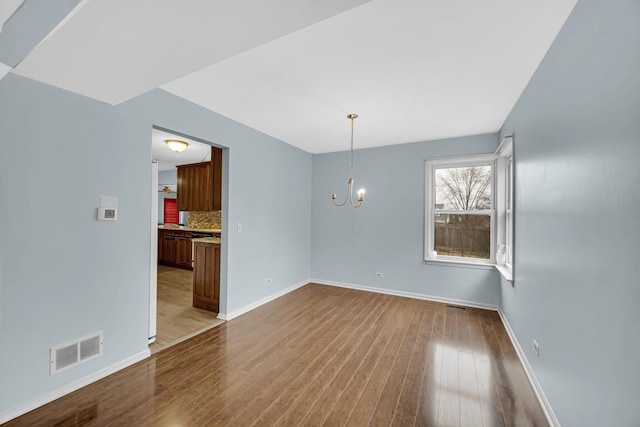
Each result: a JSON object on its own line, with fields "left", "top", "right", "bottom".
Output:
{"left": 426, "top": 155, "right": 495, "bottom": 263}
{"left": 436, "top": 166, "right": 492, "bottom": 210}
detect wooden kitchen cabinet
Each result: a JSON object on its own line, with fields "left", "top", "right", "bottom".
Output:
{"left": 157, "top": 229, "right": 165, "bottom": 262}
{"left": 192, "top": 241, "right": 220, "bottom": 313}
{"left": 176, "top": 147, "right": 222, "bottom": 211}
{"left": 158, "top": 229, "right": 193, "bottom": 270}
{"left": 176, "top": 161, "right": 211, "bottom": 211}
{"left": 174, "top": 236, "right": 192, "bottom": 269}
{"left": 211, "top": 147, "right": 222, "bottom": 210}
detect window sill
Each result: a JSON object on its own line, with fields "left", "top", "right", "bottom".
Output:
{"left": 495, "top": 264, "right": 513, "bottom": 283}
{"left": 425, "top": 258, "right": 514, "bottom": 282}
{"left": 426, "top": 258, "right": 495, "bottom": 270}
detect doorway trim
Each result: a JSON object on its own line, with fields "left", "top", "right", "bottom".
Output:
{"left": 149, "top": 125, "right": 229, "bottom": 343}
{"left": 149, "top": 159, "right": 158, "bottom": 342}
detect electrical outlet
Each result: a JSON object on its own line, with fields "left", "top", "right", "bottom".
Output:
{"left": 375, "top": 272, "right": 383, "bottom": 278}
{"left": 533, "top": 339, "right": 540, "bottom": 356}
{"left": 266, "top": 278, "right": 272, "bottom": 285}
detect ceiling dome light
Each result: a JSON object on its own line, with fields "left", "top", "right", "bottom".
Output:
{"left": 165, "top": 139, "right": 189, "bottom": 153}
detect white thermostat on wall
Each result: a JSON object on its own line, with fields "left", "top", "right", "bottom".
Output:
{"left": 98, "top": 207, "right": 117, "bottom": 221}
{"left": 98, "top": 194, "right": 118, "bottom": 221}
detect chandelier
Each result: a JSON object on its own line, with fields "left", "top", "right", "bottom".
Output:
{"left": 332, "top": 114, "right": 365, "bottom": 208}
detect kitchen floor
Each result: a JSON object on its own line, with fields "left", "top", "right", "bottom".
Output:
{"left": 150, "top": 265, "right": 225, "bottom": 354}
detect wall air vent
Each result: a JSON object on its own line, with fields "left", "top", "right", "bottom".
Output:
{"left": 50, "top": 331, "right": 103, "bottom": 375}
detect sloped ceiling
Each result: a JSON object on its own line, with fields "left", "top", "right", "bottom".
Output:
{"left": 3, "top": 0, "right": 577, "bottom": 153}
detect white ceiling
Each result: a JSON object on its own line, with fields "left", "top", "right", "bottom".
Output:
{"left": 6, "top": 0, "right": 577, "bottom": 154}
{"left": 152, "top": 128, "right": 213, "bottom": 173}
{"left": 13, "top": 0, "right": 368, "bottom": 104}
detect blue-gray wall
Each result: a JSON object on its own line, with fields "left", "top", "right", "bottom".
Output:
{"left": 0, "top": 75, "right": 151, "bottom": 415}
{"left": 311, "top": 134, "right": 501, "bottom": 306}
{"left": 2, "top": 0, "right": 638, "bottom": 424}
{"left": 499, "top": 0, "right": 640, "bottom": 425}
{"left": 0, "top": 74, "right": 312, "bottom": 416}
{"left": 0, "top": 0, "right": 81, "bottom": 67}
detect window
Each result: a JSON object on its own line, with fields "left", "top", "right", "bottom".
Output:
{"left": 425, "top": 136, "right": 514, "bottom": 279}
{"left": 425, "top": 154, "right": 496, "bottom": 267}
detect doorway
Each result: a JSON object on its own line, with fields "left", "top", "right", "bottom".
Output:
{"left": 152, "top": 266, "right": 224, "bottom": 352}
{"left": 149, "top": 126, "right": 226, "bottom": 353}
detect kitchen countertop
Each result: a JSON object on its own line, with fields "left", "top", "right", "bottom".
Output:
{"left": 191, "top": 237, "right": 222, "bottom": 244}
{"left": 158, "top": 225, "right": 221, "bottom": 233}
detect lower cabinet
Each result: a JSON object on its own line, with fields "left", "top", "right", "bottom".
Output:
{"left": 158, "top": 229, "right": 193, "bottom": 270}
{"left": 174, "top": 237, "right": 192, "bottom": 269}
{"left": 192, "top": 241, "right": 220, "bottom": 313}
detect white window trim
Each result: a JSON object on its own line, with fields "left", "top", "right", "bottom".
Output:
{"left": 424, "top": 153, "right": 497, "bottom": 269}
{"left": 424, "top": 138, "right": 514, "bottom": 280}
{"left": 495, "top": 136, "right": 514, "bottom": 282}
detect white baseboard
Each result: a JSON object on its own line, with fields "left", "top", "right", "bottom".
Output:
{"left": 223, "top": 279, "right": 309, "bottom": 321}
{"left": 0, "top": 349, "right": 150, "bottom": 424}
{"left": 310, "top": 278, "right": 499, "bottom": 311}
{"left": 497, "top": 310, "right": 560, "bottom": 427}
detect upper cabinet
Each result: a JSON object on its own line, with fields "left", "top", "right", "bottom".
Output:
{"left": 211, "top": 146, "right": 222, "bottom": 210}
{"left": 176, "top": 147, "right": 222, "bottom": 211}
{"left": 176, "top": 161, "right": 211, "bottom": 211}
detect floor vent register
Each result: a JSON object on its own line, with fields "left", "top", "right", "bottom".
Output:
{"left": 50, "top": 331, "right": 103, "bottom": 375}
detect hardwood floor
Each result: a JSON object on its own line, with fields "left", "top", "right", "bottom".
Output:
{"left": 6, "top": 284, "right": 548, "bottom": 426}
{"left": 150, "top": 265, "right": 224, "bottom": 354}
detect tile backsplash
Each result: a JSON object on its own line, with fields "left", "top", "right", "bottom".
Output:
{"left": 188, "top": 210, "right": 221, "bottom": 229}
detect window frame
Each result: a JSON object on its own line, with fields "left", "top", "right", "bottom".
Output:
{"left": 424, "top": 137, "right": 514, "bottom": 280}
{"left": 495, "top": 136, "right": 514, "bottom": 282}
{"left": 424, "top": 153, "right": 497, "bottom": 269}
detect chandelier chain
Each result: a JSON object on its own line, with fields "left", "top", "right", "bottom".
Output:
{"left": 331, "top": 113, "right": 365, "bottom": 208}
{"left": 349, "top": 116, "right": 355, "bottom": 179}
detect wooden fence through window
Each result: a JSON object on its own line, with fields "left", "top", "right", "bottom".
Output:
{"left": 434, "top": 221, "right": 491, "bottom": 259}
